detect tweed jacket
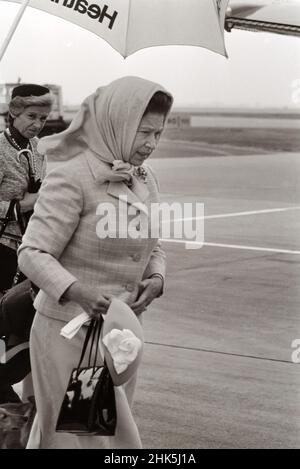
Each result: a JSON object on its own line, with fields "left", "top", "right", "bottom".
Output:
{"left": 0, "top": 133, "right": 45, "bottom": 250}
{"left": 18, "top": 150, "right": 166, "bottom": 323}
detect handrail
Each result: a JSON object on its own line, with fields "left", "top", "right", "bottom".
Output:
{"left": 225, "top": 17, "right": 300, "bottom": 37}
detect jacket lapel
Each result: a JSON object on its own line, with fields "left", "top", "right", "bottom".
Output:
{"left": 84, "top": 150, "right": 150, "bottom": 214}
{"left": 106, "top": 180, "right": 149, "bottom": 215}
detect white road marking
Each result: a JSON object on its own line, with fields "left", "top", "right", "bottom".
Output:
{"left": 161, "top": 238, "right": 300, "bottom": 255}
{"left": 162, "top": 206, "right": 300, "bottom": 223}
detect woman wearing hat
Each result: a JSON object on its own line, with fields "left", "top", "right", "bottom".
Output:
{"left": 0, "top": 84, "right": 53, "bottom": 293}
{"left": 0, "top": 84, "right": 53, "bottom": 403}
{"left": 18, "top": 76, "right": 173, "bottom": 448}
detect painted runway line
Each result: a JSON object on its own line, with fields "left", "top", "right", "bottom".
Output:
{"left": 146, "top": 341, "right": 294, "bottom": 365}
{"left": 162, "top": 238, "right": 300, "bottom": 255}
{"left": 162, "top": 205, "right": 300, "bottom": 223}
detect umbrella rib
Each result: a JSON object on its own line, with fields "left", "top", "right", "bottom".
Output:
{"left": 124, "top": 0, "right": 133, "bottom": 58}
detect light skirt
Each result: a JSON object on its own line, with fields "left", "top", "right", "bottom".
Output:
{"left": 27, "top": 312, "right": 142, "bottom": 449}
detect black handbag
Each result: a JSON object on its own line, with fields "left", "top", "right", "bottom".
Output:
{"left": 0, "top": 279, "right": 36, "bottom": 339}
{"left": 0, "top": 199, "right": 31, "bottom": 294}
{"left": 56, "top": 318, "right": 117, "bottom": 436}
{"left": 0, "top": 200, "right": 21, "bottom": 241}
{"left": 0, "top": 194, "right": 35, "bottom": 289}
{"left": 0, "top": 198, "right": 27, "bottom": 248}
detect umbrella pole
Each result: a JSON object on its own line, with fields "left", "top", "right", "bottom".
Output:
{"left": 0, "top": 0, "right": 30, "bottom": 62}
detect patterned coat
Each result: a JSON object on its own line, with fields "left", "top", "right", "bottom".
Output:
{"left": 18, "top": 150, "right": 166, "bottom": 323}
{"left": 0, "top": 133, "right": 45, "bottom": 250}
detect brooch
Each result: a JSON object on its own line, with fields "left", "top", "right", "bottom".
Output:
{"left": 134, "top": 166, "right": 148, "bottom": 184}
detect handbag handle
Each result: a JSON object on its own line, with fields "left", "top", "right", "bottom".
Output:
{"left": 91, "top": 319, "right": 102, "bottom": 372}
{"left": 18, "top": 149, "right": 42, "bottom": 194}
{"left": 76, "top": 317, "right": 103, "bottom": 378}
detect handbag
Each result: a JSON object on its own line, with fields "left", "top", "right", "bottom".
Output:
{"left": 0, "top": 147, "right": 41, "bottom": 240}
{"left": 0, "top": 279, "right": 36, "bottom": 339}
{"left": 0, "top": 200, "right": 21, "bottom": 241}
{"left": 0, "top": 199, "right": 30, "bottom": 293}
{"left": 0, "top": 200, "right": 24, "bottom": 294}
{"left": 0, "top": 198, "right": 26, "bottom": 247}
{"left": 56, "top": 318, "right": 117, "bottom": 436}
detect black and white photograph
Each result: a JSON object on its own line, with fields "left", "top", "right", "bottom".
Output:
{"left": 0, "top": 0, "right": 299, "bottom": 451}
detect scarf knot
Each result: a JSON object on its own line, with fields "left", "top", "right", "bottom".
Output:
{"left": 112, "top": 160, "right": 134, "bottom": 183}
{"left": 107, "top": 161, "right": 148, "bottom": 187}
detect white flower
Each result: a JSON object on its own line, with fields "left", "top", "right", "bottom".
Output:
{"left": 102, "top": 329, "right": 142, "bottom": 374}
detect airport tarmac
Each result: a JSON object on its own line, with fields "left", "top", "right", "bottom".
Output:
{"left": 133, "top": 150, "right": 300, "bottom": 448}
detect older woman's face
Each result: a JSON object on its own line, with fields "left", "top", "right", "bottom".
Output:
{"left": 13, "top": 105, "right": 51, "bottom": 139}
{"left": 129, "top": 112, "right": 165, "bottom": 166}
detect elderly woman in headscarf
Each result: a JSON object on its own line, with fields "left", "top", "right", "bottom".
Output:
{"left": 18, "top": 76, "right": 173, "bottom": 449}
{"left": 0, "top": 84, "right": 53, "bottom": 404}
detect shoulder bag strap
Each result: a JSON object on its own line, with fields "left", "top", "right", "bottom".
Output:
{"left": 14, "top": 200, "right": 26, "bottom": 235}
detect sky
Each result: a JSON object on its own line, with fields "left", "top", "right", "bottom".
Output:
{"left": 0, "top": 1, "right": 299, "bottom": 108}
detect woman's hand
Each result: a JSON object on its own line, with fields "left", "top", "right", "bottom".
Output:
{"left": 131, "top": 277, "right": 163, "bottom": 316}
{"left": 63, "top": 282, "right": 111, "bottom": 318}
{"left": 19, "top": 192, "right": 39, "bottom": 213}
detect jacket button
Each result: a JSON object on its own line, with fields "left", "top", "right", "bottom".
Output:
{"left": 126, "top": 284, "right": 135, "bottom": 292}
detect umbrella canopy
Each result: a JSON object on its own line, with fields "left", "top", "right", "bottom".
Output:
{"left": 1, "top": 0, "right": 229, "bottom": 57}
{"left": 226, "top": 0, "right": 300, "bottom": 36}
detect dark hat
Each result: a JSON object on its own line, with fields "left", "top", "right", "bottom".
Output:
{"left": 12, "top": 84, "right": 50, "bottom": 99}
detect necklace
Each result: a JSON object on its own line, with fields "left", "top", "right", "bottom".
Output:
{"left": 5, "top": 128, "right": 23, "bottom": 151}
{"left": 5, "top": 128, "right": 33, "bottom": 151}
{"left": 4, "top": 128, "right": 37, "bottom": 177}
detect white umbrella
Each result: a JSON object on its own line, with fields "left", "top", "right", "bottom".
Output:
{"left": 0, "top": 0, "right": 229, "bottom": 61}
{"left": 226, "top": 0, "right": 300, "bottom": 37}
